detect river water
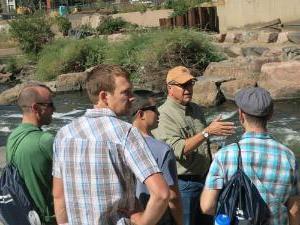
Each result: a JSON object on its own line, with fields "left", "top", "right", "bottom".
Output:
{"left": 0, "top": 91, "right": 299, "bottom": 161}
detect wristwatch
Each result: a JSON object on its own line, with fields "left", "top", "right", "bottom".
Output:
{"left": 201, "top": 130, "right": 209, "bottom": 138}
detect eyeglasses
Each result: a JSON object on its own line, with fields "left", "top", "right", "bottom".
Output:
{"left": 36, "top": 102, "right": 55, "bottom": 108}
{"left": 168, "top": 80, "right": 196, "bottom": 89}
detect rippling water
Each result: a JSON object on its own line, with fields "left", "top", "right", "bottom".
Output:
{"left": 0, "top": 91, "right": 299, "bottom": 160}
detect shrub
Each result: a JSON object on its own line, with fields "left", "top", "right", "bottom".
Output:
{"left": 164, "top": 0, "right": 210, "bottom": 16}
{"left": 106, "top": 28, "right": 225, "bottom": 80}
{"left": 54, "top": 16, "right": 72, "bottom": 36}
{"left": 96, "top": 17, "right": 127, "bottom": 35}
{"left": 9, "top": 13, "right": 54, "bottom": 55}
{"left": 35, "top": 38, "right": 108, "bottom": 81}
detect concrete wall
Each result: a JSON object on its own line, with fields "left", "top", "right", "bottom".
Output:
{"left": 112, "top": 9, "right": 173, "bottom": 27}
{"left": 216, "top": 0, "right": 300, "bottom": 32}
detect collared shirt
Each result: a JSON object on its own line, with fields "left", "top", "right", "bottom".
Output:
{"left": 53, "top": 108, "right": 160, "bottom": 225}
{"left": 153, "top": 97, "right": 211, "bottom": 176}
{"left": 205, "top": 132, "right": 299, "bottom": 225}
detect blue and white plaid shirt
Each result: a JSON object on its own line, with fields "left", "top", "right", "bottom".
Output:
{"left": 53, "top": 108, "right": 160, "bottom": 225}
{"left": 205, "top": 132, "right": 299, "bottom": 225}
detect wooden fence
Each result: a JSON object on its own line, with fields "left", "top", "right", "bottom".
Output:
{"left": 159, "top": 6, "right": 219, "bottom": 32}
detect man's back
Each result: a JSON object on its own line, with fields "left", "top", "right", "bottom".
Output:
{"left": 6, "top": 123, "right": 54, "bottom": 224}
{"left": 53, "top": 108, "right": 160, "bottom": 225}
{"left": 205, "top": 132, "right": 298, "bottom": 225}
{"left": 136, "top": 136, "right": 177, "bottom": 225}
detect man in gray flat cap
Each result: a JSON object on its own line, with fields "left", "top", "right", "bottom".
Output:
{"left": 200, "top": 87, "right": 300, "bottom": 225}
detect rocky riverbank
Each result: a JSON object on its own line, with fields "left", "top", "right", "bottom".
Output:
{"left": 1, "top": 30, "right": 300, "bottom": 107}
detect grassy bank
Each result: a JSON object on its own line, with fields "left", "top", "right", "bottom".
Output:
{"left": 35, "top": 28, "right": 225, "bottom": 81}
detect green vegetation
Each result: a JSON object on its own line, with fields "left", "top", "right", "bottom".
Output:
{"left": 105, "top": 28, "right": 225, "bottom": 80}
{"left": 53, "top": 16, "right": 72, "bottom": 36}
{"left": 9, "top": 13, "right": 54, "bottom": 55}
{"left": 164, "top": 0, "right": 211, "bottom": 16}
{"left": 35, "top": 28, "right": 224, "bottom": 82}
{"left": 97, "top": 17, "right": 128, "bottom": 35}
{"left": 0, "top": 32, "right": 18, "bottom": 49}
{"left": 35, "top": 38, "right": 107, "bottom": 81}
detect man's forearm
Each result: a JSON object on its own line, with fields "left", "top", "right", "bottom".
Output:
{"left": 53, "top": 177, "right": 68, "bottom": 224}
{"left": 131, "top": 174, "right": 170, "bottom": 225}
{"left": 169, "top": 187, "right": 183, "bottom": 225}
{"left": 287, "top": 196, "right": 300, "bottom": 225}
{"left": 184, "top": 132, "right": 206, "bottom": 155}
{"left": 54, "top": 196, "right": 68, "bottom": 224}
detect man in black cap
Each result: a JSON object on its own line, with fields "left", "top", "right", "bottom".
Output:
{"left": 131, "top": 91, "right": 183, "bottom": 225}
{"left": 200, "top": 87, "right": 300, "bottom": 225}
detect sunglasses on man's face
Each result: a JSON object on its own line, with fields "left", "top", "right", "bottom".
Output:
{"left": 169, "top": 80, "right": 196, "bottom": 89}
{"left": 36, "top": 102, "right": 55, "bottom": 108}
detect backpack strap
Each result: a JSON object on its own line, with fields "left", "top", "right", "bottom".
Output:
{"left": 9, "top": 129, "right": 38, "bottom": 165}
{"left": 236, "top": 142, "right": 243, "bottom": 171}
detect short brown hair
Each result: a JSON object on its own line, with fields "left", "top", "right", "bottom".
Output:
{"left": 86, "top": 64, "right": 130, "bottom": 104}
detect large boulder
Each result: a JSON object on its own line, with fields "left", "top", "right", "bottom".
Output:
{"left": 55, "top": 72, "right": 88, "bottom": 92}
{"left": 258, "top": 61, "right": 300, "bottom": 99}
{"left": 0, "top": 84, "right": 25, "bottom": 104}
{"left": 257, "top": 32, "right": 278, "bottom": 43}
{"left": 220, "top": 79, "right": 257, "bottom": 101}
{"left": 241, "top": 47, "right": 269, "bottom": 57}
{"left": 204, "top": 56, "right": 280, "bottom": 80}
{"left": 0, "top": 72, "right": 13, "bottom": 84}
{"left": 192, "top": 76, "right": 230, "bottom": 107}
{"left": 287, "top": 32, "right": 300, "bottom": 44}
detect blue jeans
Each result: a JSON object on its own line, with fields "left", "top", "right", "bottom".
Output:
{"left": 178, "top": 178, "right": 213, "bottom": 225}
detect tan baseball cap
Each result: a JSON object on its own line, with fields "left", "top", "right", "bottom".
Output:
{"left": 166, "top": 66, "right": 196, "bottom": 84}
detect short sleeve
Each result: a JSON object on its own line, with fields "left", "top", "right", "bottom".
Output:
{"left": 205, "top": 152, "right": 225, "bottom": 189}
{"left": 161, "top": 148, "right": 178, "bottom": 186}
{"left": 52, "top": 132, "right": 63, "bottom": 178}
{"left": 124, "top": 127, "right": 161, "bottom": 183}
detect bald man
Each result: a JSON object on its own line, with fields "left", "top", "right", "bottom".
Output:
{"left": 6, "top": 83, "right": 57, "bottom": 225}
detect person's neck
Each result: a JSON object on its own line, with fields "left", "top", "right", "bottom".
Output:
{"left": 22, "top": 115, "right": 40, "bottom": 127}
{"left": 244, "top": 125, "right": 267, "bottom": 133}
{"left": 132, "top": 121, "right": 151, "bottom": 137}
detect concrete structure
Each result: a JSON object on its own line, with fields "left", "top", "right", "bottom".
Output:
{"left": 3, "top": 0, "right": 15, "bottom": 12}
{"left": 214, "top": 0, "right": 300, "bottom": 32}
{"left": 112, "top": 9, "right": 172, "bottom": 27}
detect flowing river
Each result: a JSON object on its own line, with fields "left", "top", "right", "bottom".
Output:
{"left": 0, "top": 91, "right": 299, "bottom": 164}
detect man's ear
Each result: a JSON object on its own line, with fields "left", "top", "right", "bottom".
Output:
{"left": 31, "top": 103, "right": 39, "bottom": 113}
{"left": 136, "top": 110, "right": 144, "bottom": 119}
{"left": 238, "top": 108, "right": 245, "bottom": 124}
{"left": 99, "top": 91, "right": 108, "bottom": 105}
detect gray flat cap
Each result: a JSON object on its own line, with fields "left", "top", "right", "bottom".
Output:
{"left": 234, "top": 87, "right": 273, "bottom": 117}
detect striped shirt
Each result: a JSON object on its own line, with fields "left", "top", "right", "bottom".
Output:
{"left": 205, "top": 132, "right": 299, "bottom": 225}
{"left": 53, "top": 108, "right": 160, "bottom": 225}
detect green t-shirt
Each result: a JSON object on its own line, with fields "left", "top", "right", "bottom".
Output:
{"left": 6, "top": 123, "right": 55, "bottom": 224}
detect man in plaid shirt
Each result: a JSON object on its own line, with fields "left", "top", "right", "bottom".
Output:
{"left": 200, "top": 87, "right": 300, "bottom": 225}
{"left": 52, "top": 65, "right": 170, "bottom": 225}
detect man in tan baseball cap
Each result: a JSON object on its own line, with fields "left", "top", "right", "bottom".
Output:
{"left": 153, "top": 66, "right": 235, "bottom": 225}
{"left": 166, "top": 66, "right": 197, "bottom": 85}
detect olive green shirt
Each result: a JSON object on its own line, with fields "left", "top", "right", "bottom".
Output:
{"left": 6, "top": 123, "right": 55, "bottom": 224}
{"left": 153, "top": 97, "right": 211, "bottom": 176}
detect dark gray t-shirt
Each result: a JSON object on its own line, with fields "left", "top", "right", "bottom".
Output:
{"left": 136, "top": 135, "right": 177, "bottom": 199}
